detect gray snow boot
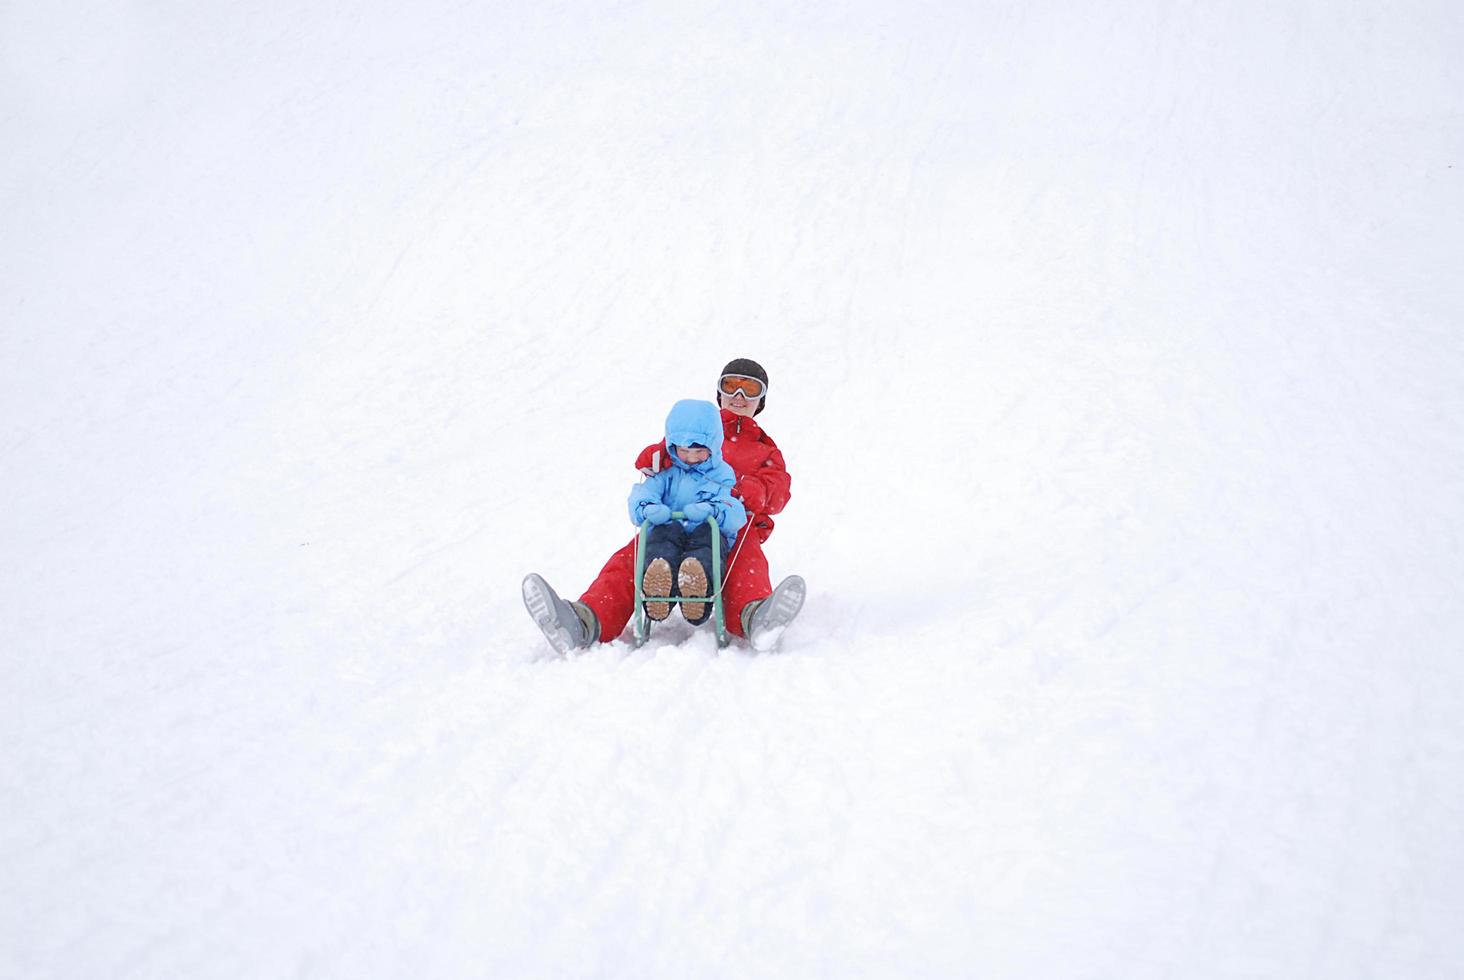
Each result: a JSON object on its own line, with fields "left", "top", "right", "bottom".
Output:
{"left": 741, "top": 574, "right": 806, "bottom": 651}
{"left": 522, "top": 573, "right": 598, "bottom": 654}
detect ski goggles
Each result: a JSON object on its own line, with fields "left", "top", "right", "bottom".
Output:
{"left": 718, "top": 374, "right": 765, "bottom": 399}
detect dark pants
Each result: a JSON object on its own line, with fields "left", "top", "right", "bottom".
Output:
{"left": 643, "top": 522, "right": 716, "bottom": 623}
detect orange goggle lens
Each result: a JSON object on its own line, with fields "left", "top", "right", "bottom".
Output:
{"left": 719, "top": 374, "right": 764, "bottom": 398}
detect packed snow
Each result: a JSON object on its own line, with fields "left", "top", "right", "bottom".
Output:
{"left": 3, "top": 1, "right": 1463, "bottom": 976}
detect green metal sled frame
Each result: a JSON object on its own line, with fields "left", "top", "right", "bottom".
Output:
{"left": 631, "top": 512, "right": 730, "bottom": 647}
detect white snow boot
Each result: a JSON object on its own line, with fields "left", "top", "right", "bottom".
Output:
{"left": 741, "top": 575, "right": 806, "bottom": 651}
{"left": 522, "top": 573, "right": 597, "bottom": 654}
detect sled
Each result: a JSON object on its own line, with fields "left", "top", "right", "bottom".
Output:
{"left": 631, "top": 512, "right": 730, "bottom": 648}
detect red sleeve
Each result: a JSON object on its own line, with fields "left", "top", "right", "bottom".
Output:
{"left": 733, "top": 476, "right": 765, "bottom": 513}
{"left": 634, "top": 440, "right": 668, "bottom": 473}
{"left": 736, "top": 438, "right": 790, "bottom": 516}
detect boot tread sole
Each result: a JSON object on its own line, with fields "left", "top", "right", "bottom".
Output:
{"left": 678, "top": 557, "right": 709, "bottom": 624}
{"left": 643, "top": 558, "right": 673, "bottom": 621}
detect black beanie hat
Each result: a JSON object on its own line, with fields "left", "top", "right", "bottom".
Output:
{"left": 717, "top": 357, "right": 769, "bottom": 416}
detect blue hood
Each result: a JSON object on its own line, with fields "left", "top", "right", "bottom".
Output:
{"left": 664, "top": 399, "right": 724, "bottom": 458}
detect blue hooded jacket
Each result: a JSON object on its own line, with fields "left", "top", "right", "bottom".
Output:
{"left": 628, "top": 399, "right": 747, "bottom": 547}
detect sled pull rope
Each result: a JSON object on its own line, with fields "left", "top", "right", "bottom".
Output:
{"left": 710, "top": 523, "right": 751, "bottom": 598}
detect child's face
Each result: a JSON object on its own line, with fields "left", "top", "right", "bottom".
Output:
{"left": 675, "top": 445, "right": 711, "bottom": 465}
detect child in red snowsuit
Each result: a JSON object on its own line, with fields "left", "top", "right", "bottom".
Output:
{"left": 522, "top": 358, "right": 803, "bottom": 653}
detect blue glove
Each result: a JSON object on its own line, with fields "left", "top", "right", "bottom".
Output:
{"left": 642, "top": 503, "right": 673, "bottom": 525}
{"left": 682, "top": 501, "right": 714, "bottom": 524}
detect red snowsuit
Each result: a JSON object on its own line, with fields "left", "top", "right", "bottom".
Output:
{"left": 579, "top": 408, "right": 792, "bottom": 640}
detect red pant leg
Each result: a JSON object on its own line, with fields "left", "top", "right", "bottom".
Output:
{"left": 720, "top": 528, "right": 772, "bottom": 637}
{"left": 578, "top": 537, "right": 639, "bottom": 642}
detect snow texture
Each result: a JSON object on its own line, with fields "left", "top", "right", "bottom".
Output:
{"left": 3, "top": 1, "right": 1463, "bottom": 977}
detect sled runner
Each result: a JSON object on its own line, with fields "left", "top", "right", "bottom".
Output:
{"left": 631, "top": 512, "right": 730, "bottom": 648}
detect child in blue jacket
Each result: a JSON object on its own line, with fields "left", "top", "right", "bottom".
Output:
{"left": 628, "top": 399, "right": 747, "bottom": 624}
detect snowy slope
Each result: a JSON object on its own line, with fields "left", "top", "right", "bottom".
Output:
{"left": 3, "top": 1, "right": 1463, "bottom": 977}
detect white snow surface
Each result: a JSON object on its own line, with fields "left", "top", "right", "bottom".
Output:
{"left": 4, "top": 2, "right": 1464, "bottom": 977}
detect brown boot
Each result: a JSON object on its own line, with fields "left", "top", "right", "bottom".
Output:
{"left": 678, "top": 557, "right": 710, "bottom": 625}
{"left": 642, "top": 558, "right": 673, "bottom": 621}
